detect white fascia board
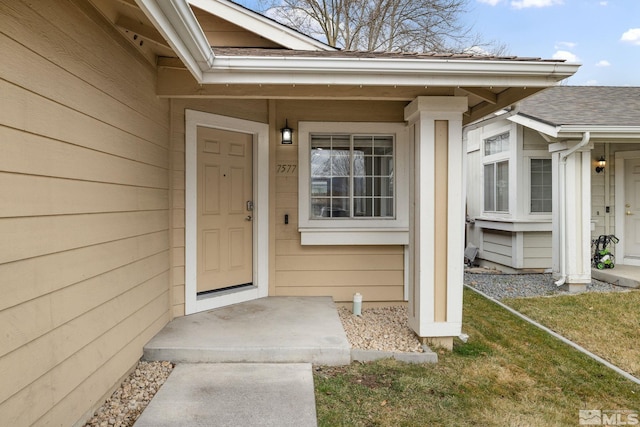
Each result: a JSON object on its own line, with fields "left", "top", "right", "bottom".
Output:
{"left": 201, "top": 56, "right": 580, "bottom": 86}
{"left": 137, "top": 0, "right": 214, "bottom": 79}
{"left": 508, "top": 114, "right": 559, "bottom": 138}
{"left": 188, "top": 0, "right": 335, "bottom": 51}
{"left": 557, "top": 125, "right": 640, "bottom": 140}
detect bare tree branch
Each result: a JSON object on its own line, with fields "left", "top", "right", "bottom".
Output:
{"left": 260, "top": 0, "right": 505, "bottom": 54}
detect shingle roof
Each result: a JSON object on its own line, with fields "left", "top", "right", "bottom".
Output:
{"left": 212, "top": 47, "right": 563, "bottom": 62}
{"left": 517, "top": 86, "right": 640, "bottom": 127}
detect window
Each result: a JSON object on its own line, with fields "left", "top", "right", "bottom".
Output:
{"left": 484, "top": 161, "right": 509, "bottom": 212}
{"left": 484, "top": 132, "right": 509, "bottom": 155}
{"left": 310, "top": 134, "right": 394, "bottom": 219}
{"left": 298, "top": 122, "right": 409, "bottom": 245}
{"left": 530, "top": 158, "right": 552, "bottom": 213}
{"left": 483, "top": 132, "right": 510, "bottom": 213}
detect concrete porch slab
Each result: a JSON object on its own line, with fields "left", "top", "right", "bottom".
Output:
{"left": 133, "top": 363, "right": 317, "bottom": 427}
{"left": 143, "top": 296, "right": 351, "bottom": 366}
{"left": 592, "top": 265, "right": 640, "bottom": 289}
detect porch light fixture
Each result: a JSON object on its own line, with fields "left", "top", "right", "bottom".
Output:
{"left": 281, "top": 119, "right": 293, "bottom": 144}
{"left": 596, "top": 156, "right": 606, "bottom": 173}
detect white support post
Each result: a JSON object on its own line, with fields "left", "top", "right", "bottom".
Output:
{"left": 550, "top": 142, "right": 592, "bottom": 291}
{"left": 404, "top": 97, "right": 468, "bottom": 349}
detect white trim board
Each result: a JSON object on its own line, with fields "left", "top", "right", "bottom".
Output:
{"left": 615, "top": 150, "right": 640, "bottom": 265}
{"left": 184, "top": 110, "right": 269, "bottom": 314}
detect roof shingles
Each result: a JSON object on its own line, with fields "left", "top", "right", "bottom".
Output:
{"left": 518, "top": 86, "right": 640, "bottom": 127}
{"left": 212, "top": 47, "right": 562, "bottom": 62}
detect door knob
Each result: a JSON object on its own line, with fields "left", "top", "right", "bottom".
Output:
{"left": 627, "top": 211, "right": 634, "bottom": 216}
{"left": 245, "top": 215, "right": 253, "bottom": 221}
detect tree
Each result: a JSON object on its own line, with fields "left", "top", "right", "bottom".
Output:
{"left": 259, "top": 0, "right": 498, "bottom": 53}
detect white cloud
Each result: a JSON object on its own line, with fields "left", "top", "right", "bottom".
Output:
{"left": 552, "top": 50, "right": 579, "bottom": 62}
{"left": 596, "top": 60, "right": 611, "bottom": 67}
{"left": 599, "top": 1, "right": 608, "bottom": 5}
{"left": 477, "top": 0, "right": 503, "bottom": 5}
{"left": 585, "top": 80, "right": 598, "bottom": 86}
{"left": 511, "top": 0, "right": 563, "bottom": 9}
{"left": 621, "top": 28, "right": 640, "bottom": 45}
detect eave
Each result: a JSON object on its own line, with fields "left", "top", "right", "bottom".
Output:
{"left": 509, "top": 115, "right": 640, "bottom": 141}
{"left": 199, "top": 55, "right": 578, "bottom": 87}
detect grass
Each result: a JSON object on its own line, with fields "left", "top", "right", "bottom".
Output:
{"left": 314, "top": 289, "right": 640, "bottom": 426}
{"left": 504, "top": 290, "right": 640, "bottom": 377}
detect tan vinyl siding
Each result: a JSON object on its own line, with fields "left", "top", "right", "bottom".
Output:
{"left": 481, "top": 230, "right": 513, "bottom": 266}
{"left": 192, "top": 6, "right": 282, "bottom": 48}
{"left": 522, "top": 231, "right": 552, "bottom": 269}
{"left": 274, "top": 100, "right": 407, "bottom": 303}
{"left": 169, "top": 99, "right": 407, "bottom": 309}
{"left": 0, "top": 1, "right": 170, "bottom": 426}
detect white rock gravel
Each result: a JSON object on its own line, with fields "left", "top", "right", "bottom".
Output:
{"left": 337, "top": 305, "right": 424, "bottom": 353}
{"left": 85, "top": 272, "right": 627, "bottom": 426}
{"left": 83, "top": 361, "right": 173, "bottom": 427}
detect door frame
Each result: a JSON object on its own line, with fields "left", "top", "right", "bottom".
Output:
{"left": 614, "top": 150, "right": 640, "bottom": 266}
{"left": 185, "top": 110, "right": 269, "bottom": 314}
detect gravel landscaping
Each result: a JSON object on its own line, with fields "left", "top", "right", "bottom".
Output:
{"left": 338, "top": 305, "right": 424, "bottom": 353}
{"left": 465, "top": 270, "right": 630, "bottom": 300}
{"left": 85, "top": 270, "right": 629, "bottom": 426}
{"left": 83, "top": 361, "right": 173, "bottom": 427}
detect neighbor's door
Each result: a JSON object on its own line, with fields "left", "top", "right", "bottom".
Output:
{"left": 197, "top": 126, "right": 253, "bottom": 293}
{"left": 624, "top": 158, "right": 640, "bottom": 259}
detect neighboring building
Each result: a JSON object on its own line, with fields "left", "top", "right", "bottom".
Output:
{"left": 466, "top": 86, "right": 640, "bottom": 283}
{"left": 0, "top": 0, "right": 578, "bottom": 425}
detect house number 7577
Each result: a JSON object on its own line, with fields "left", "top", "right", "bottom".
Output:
{"left": 276, "top": 164, "right": 297, "bottom": 175}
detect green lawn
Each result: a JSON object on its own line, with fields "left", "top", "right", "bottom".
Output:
{"left": 504, "top": 289, "right": 640, "bottom": 377}
{"left": 314, "top": 289, "right": 640, "bottom": 426}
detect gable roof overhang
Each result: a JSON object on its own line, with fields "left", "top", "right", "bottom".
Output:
{"left": 136, "top": 0, "right": 580, "bottom": 124}
{"left": 509, "top": 114, "right": 640, "bottom": 142}
{"left": 136, "top": 0, "right": 335, "bottom": 80}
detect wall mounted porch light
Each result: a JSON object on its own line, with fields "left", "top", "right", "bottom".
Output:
{"left": 281, "top": 119, "right": 293, "bottom": 144}
{"left": 595, "top": 156, "right": 606, "bottom": 173}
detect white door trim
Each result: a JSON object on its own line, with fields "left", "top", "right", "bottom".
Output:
{"left": 614, "top": 150, "right": 640, "bottom": 265}
{"left": 185, "top": 110, "right": 269, "bottom": 314}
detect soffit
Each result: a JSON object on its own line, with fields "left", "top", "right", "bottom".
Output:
{"left": 88, "top": 0, "right": 577, "bottom": 124}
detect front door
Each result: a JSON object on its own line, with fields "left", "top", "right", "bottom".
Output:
{"left": 624, "top": 157, "right": 640, "bottom": 259}
{"left": 197, "top": 126, "right": 253, "bottom": 293}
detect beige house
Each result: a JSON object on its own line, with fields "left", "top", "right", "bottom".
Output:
{"left": 0, "top": 0, "right": 579, "bottom": 425}
{"left": 466, "top": 86, "right": 640, "bottom": 288}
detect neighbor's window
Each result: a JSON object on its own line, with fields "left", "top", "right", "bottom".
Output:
{"left": 484, "top": 132, "right": 509, "bottom": 155}
{"left": 484, "top": 161, "right": 509, "bottom": 212}
{"left": 483, "top": 132, "right": 510, "bottom": 213}
{"left": 310, "top": 134, "right": 394, "bottom": 219}
{"left": 530, "top": 158, "right": 552, "bottom": 213}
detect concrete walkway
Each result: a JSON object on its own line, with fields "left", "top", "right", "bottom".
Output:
{"left": 134, "top": 363, "right": 318, "bottom": 427}
{"left": 592, "top": 265, "right": 640, "bottom": 288}
{"left": 135, "top": 296, "right": 351, "bottom": 426}
{"left": 143, "top": 296, "right": 351, "bottom": 365}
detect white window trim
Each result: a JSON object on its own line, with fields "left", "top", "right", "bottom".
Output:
{"left": 298, "top": 121, "right": 409, "bottom": 245}
{"left": 525, "top": 153, "right": 553, "bottom": 217}
{"left": 482, "top": 127, "right": 512, "bottom": 216}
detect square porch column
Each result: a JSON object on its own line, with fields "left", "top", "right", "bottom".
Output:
{"left": 404, "top": 97, "right": 468, "bottom": 350}
{"left": 550, "top": 143, "right": 593, "bottom": 292}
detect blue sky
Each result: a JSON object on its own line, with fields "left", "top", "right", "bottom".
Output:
{"left": 235, "top": 0, "right": 640, "bottom": 86}
{"left": 469, "top": 0, "right": 640, "bottom": 86}
{"left": 236, "top": 0, "right": 639, "bottom": 86}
